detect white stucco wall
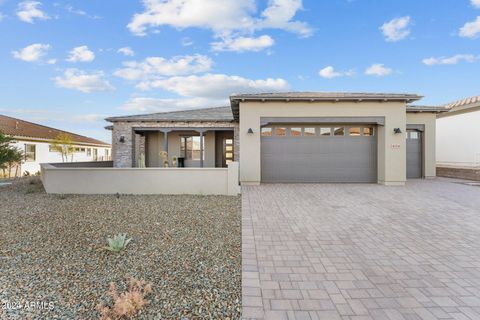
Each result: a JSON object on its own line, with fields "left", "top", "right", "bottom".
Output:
{"left": 239, "top": 101, "right": 408, "bottom": 185}
{"left": 437, "top": 110, "right": 480, "bottom": 167}
{"left": 11, "top": 139, "right": 111, "bottom": 175}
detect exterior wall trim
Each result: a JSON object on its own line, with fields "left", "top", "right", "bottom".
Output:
{"left": 407, "top": 124, "right": 425, "bottom": 132}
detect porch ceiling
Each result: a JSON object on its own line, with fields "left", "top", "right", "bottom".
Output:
{"left": 133, "top": 127, "right": 234, "bottom": 133}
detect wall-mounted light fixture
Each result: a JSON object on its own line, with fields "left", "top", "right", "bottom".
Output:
{"left": 119, "top": 135, "right": 125, "bottom": 143}
{"left": 247, "top": 128, "right": 254, "bottom": 134}
{"left": 393, "top": 128, "right": 402, "bottom": 134}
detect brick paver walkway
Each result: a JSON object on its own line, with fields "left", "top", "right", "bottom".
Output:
{"left": 242, "top": 179, "right": 480, "bottom": 320}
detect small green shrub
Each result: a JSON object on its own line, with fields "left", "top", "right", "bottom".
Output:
{"left": 25, "top": 186, "right": 35, "bottom": 194}
{"left": 104, "top": 233, "right": 132, "bottom": 253}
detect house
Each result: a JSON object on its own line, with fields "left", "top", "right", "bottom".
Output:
{"left": 436, "top": 96, "right": 480, "bottom": 181}
{"left": 106, "top": 92, "right": 444, "bottom": 186}
{"left": 0, "top": 114, "right": 111, "bottom": 176}
{"left": 437, "top": 96, "right": 480, "bottom": 167}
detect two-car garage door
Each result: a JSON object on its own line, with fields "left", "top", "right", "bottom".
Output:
{"left": 261, "top": 125, "right": 377, "bottom": 183}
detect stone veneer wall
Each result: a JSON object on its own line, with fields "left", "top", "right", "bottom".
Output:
{"left": 437, "top": 166, "right": 480, "bottom": 181}
{"left": 112, "top": 121, "right": 238, "bottom": 168}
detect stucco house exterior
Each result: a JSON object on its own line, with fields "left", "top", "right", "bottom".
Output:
{"left": 1, "top": 114, "right": 111, "bottom": 176}
{"left": 437, "top": 96, "right": 480, "bottom": 167}
{"left": 436, "top": 96, "right": 480, "bottom": 181}
{"left": 106, "top": 92, "right": 443, "bottom": 186}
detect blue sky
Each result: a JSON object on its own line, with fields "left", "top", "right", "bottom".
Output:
{"left": 0, "top": 0, "right": 479, "bottom": 142}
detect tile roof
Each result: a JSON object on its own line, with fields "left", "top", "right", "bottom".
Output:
{"left": 0, "top": 114, "right": 110, "bottom": 146}
{"left": 406, "top": 105, "right": 448, "bottom": 113}
{"left": 105, "top": 106, "right": 234, "bottom": 122}
{"left": 443, "top": 96, "right": 480, "bottom": 109}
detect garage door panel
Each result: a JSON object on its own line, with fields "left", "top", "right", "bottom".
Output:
{"left": 261, "top": 125, "right": 377, "bottom": 183}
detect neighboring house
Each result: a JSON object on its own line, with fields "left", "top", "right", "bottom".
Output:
{"left": 0, "top": 114, "right": 111, "bottom": 176}
{"left": 106, "top": 92, "right": 444, "bottom": 186}
{"left": 437, "top": 96, "right": 480, "bottom": 167}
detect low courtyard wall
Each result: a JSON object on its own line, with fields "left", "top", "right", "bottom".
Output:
{"left": 41, "top": 162, "right": 240, "bottom": 196}
{"left": 437, "top": 166, "right": 480, "bottom": 182}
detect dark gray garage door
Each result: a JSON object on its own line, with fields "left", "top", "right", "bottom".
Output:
{"left": 261, "top": 125, "right": 377, "bottom": 183}
{"left": 407, "top": 130, "right": 423, "bottom": 178}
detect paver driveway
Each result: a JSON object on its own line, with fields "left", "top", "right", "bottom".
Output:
{"left": 242, "top": 179, "right": 480, "bottom": 320}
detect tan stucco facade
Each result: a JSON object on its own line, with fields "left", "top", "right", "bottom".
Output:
{"left": 238, "top": 101, "right": 436, "bottom": 186}
{"left": 407, "top": 112, "right": 437, "bottom": 178}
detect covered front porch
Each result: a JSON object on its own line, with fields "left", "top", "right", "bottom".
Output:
{"left": 133, "top": 127, "right": 235, "bottom": 168}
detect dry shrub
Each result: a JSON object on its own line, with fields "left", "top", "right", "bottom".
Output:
{"left": 96, "top": 277, "right": 153, "bottom": 320}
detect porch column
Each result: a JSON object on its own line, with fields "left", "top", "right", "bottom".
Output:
{"left": 163, "top": 131, "right": 168, "bottom": 153}
{"left": 199, "top": 131, "right": 204, "bottom": 168}
{"left": 159, "top": 129, "right": 172, "bottom": 153}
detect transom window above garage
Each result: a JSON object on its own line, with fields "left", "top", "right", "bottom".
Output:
{"left": 261, "top": 125, "right": 376, "bottom": 137}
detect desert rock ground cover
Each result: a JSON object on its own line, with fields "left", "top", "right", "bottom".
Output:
{"left": 0, "top": 177, "right": 241, "bottom": 319}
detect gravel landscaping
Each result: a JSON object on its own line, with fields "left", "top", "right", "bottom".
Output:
{"left": 0, "top": 177, "right": 241, "bottom": 319}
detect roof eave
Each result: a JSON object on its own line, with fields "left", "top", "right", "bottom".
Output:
{"left": 230, "top": 95, "right": 424, "bottom": 120}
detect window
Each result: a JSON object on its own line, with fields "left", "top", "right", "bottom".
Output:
{"left": 74, "top": 147, "right": 86, "bottom": 153}
{"left": 319, "top": 128, "right": 331, "bottom": 136}
{"left": 349, "top": 127, "right": 361, "bottom": 136}
{"left": 304, "top": 128, "right": 316, "bottom": 136}
{"left": 363, "top": 127, "right": 374, "bottom": 136}
{"left": 105, "top": 149, "right": 109, "bottom": 158}
{"left": 87, "top": 148, "right": 92, "bottom": 157}
{"left": 290, "top": 128, "right": 302, "bottom": 136}
{"left": 334, "top": 127, "right": 344, "bottom": 136}
{"left": 261, "top": 127, "right": 272, "bottom": 137}
{"left": 409, "top": 131, "right": 419, "bottom": 139}
{"left": 274, "top": 127, "right": 286, "bottom": 136}
{"left": 181, "top": 136, "right": 205, "bottom": 160}
{"left": 25, "top": 144, "right": 36, "bottom": 162}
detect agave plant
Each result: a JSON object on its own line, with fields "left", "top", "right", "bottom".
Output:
{"left": 104, "top": 233, "right": 132, "bottom": 253}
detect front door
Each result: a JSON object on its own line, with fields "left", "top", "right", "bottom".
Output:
{"left": 406, "top": 130, "right": 423, "bottom": 178}
{"left": 223, "top": 138, "right": 234, "bottom": 167}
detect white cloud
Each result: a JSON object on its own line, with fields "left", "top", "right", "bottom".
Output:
{"left": 127, "top": 0, "right": 255, "bottom": 36}
{"left": 16, "top": 1, "right": 49, "bottom": 23}
{"left": 137, "top": 73, "right": 289, "bottom": 99}
{"left": 380, "top": 16, "right": 411, "bottom": 42}
{"left": 121, "top": 97, "right": 226, "bottom": 112}
{"left": 12, "top": 43, "right": 51, "bottom": 62}
{"left": 114, "top": 54, "right": 213, "bottom": 80}
{"left": 117, "top": 47, "right": 135, "bottom": 56}
{"left": 0, "top": 13, "right": 6, "bottom": 22}
{"left": 472, "top": 0, "right": 480, "bottom": 8}
{"left": 65, "top": 4, "right": 100, "bottom": 19}
{"left": 181, "top": 37, "right": 194, "bottom": 46}
{"left": 365, "top": 64, "right": 393, "bottom": 76}
{"left": 459, "top": 16, "right": 480, "bottom": 38}
{"left": 258, "top": 0, "right": 312, "bottom": 37}
{"left": 54, "top": 69, "right": 114, "bottom": 93}
{"left": 211, "top": 35, "right": 274, "bottom": 52}
{"left": 67, "top": 46, "right": 95, "bottom": 62}
{"left": 318, "top": 66, "right": 355, "bottom": 79}
{"left": 127, "top": 0, "right": 311, "bottom": 40}
{"left": 422, "top": 54, "right": 477, "bottom": 66}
